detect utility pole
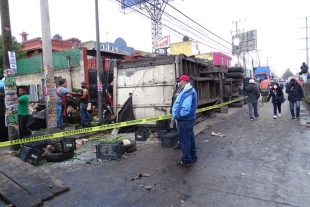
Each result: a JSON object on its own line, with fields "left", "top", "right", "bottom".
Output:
{"left": 266, "top": 57, "right": 271, "bottom": 66}
{"left": 299, "top": 17, "right": 309, "bottom": 68}
{"left": 1, "top": 0, "right": 20, "bottom": 150}
{"left": 40, "top": 0, "right": 56, "bottom": 134}
{"left": 95, "top": 0, "right": 103, "bottom": 124}
{"left": 232, "top": 19, "right": 246, "bottom": 67}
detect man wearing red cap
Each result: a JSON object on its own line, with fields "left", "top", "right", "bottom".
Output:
{"left": 172, "top": 75, "right": 198, "bottom": 167}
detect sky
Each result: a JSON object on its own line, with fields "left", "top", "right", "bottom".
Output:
{"left": 6, "top": 0, "right": 310, "bottom": 77}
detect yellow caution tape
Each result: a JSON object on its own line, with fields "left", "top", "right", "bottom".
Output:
{"left": 0, "top": 97, "right": 246, "bottom": 147}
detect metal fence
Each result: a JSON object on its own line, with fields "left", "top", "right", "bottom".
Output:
{"left": 16, "top": 48, "right": 80, "bottom": 75}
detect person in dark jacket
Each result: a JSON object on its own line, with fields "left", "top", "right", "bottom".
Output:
{"left": 267, "top": 82, "right": 283, "bottom": 119}
{"left": 285, "top": 78, "right": 304, "bottom": 119}
{"left": 170, "top": 78, "right": 182, "bottom": 150}
{"left": 244, "top": 79, "right": 260, "bottom": 120}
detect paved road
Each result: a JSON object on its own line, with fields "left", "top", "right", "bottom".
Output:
{"left": 1, "top": 99, "right": 310, "bottom": 207}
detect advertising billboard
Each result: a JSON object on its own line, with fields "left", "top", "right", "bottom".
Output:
{"left": 232, "top": 29, "right": 257, "bottom": 55}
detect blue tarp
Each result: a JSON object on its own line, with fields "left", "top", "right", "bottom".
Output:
{"left": 0, "top": 80, "right": 4, "bottom": 88}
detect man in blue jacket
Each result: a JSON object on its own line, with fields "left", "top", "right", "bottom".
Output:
{"left": 172, "top": 75, "right": 198, "bottom": 167}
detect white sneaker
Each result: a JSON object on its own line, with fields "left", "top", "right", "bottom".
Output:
{"left": 278, "top": 113, "right": 281, "bottom": 117}
{"left": 274, "top": 115, "right": 277, "bottom": 119}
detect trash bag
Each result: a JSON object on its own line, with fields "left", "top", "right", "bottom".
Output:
{"left": 118, "top": 97, "right": 136, "bottom": 133}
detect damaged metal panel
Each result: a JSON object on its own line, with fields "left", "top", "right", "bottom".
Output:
{"left": 116, "top": 55, "right": 227, "bottom": 121}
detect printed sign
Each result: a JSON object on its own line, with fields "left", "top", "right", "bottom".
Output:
{"left": 155, "top": 36, "right": 170, "bottom": 49}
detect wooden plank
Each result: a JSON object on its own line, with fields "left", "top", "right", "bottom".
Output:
{"left": 2, "top": 156, "right": 70, "bottom": 196}
{"left": 0, "top": 173, "right": 42, "bottom": 207}
{"left": 0, "top": 160, "right": 54, "bottom": 202}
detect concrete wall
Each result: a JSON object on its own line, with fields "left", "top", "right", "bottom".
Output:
{"left": 302, "top": 82, "right": 310, "bottom": 104}
{"left": 15, "top": 66, "right": 82, "bottom": 91}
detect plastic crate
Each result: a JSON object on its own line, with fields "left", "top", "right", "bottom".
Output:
{"left": 19, "top": 146, "right": 42, "bottom": 165}
{"left": 156, "top": 120, "right": 169, "bottom": 130}
{"left": 161, "top": 132, "right": 178, "bottom": 148}
{"left": 52, "top": 137, "right": 76, "bottom": 153}
{"left": 157, "top": 130, "right": 167, "bottom": 141}
{"left": 24, "top": 139, "right": 52, "bottom": 153}
{"left": 135, "top": 128, "right": 149, "bottom": 141}
{"left": 96, "top": 141, "right": 122, "bottom": 160}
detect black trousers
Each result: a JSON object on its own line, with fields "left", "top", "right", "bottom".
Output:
{"left": 19, "top": 115, "right": 32, "bottom": 138}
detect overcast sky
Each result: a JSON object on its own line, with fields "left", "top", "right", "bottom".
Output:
{"left": 7, "top": 0, "right": 310, "bottom": 76}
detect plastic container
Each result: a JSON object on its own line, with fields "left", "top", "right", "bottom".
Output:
{"left": 96, "top": 141, "right": 122, "bottom": 160}
{"left": 135, "top": 128, "right": 149, "bottom": 141}
{"left": 52, "top": 137, "right": 76, "bottom": 153}
{"left": 19, "top": 146, "right": 42, "bottom": 165}
{"left": 161, "top": 132, "right": 178, "bottom": 148}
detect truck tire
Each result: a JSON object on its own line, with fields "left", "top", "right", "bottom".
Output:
{"left": 226, "top": 72, "right": 245, "bottom": 78}
{"left": 228, "top": 67, "right": 244, "bottom": 73}
{"left": 121, "top": 140, "right": 137, "bottom": 153}
{"left": 45, "top": 150, "right": 75, "bottom": 162}
{"left": 232, "top": 96, "right": 244, "bottom": 103}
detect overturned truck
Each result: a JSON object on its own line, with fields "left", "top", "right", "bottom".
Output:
{"left": 113, "top": 55, "right": 244, "bottom": 124}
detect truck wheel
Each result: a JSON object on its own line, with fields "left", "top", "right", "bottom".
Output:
{"left": 45, "top": 150, "right": 75, "bottom": 162}
{"left": 232, "top": 96, "right": 244, "bottom": 103}
{"left": 122, "top": 140, "right": 137, "bottom": 153}
{"left": 226, "top": 72, "right": 245, "bottom": 78}
{"left": 228, "top": 67, "right": 244, "bottom": 73}
{"left": 224, "top": 85, "right": 230, "bottom": 95}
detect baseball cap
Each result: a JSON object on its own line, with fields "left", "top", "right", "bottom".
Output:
{"left": 179, "top": 75, "right": 190, "bottom": 81}
{"left": 249, "top": 79, "right": 255, "bottom": 84}
{"left": 81, "top": 81, "right": 87, "bottom": 85}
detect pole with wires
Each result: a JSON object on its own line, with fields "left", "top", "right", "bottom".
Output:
{"left": 95, "top": 0, "right": 103, "bottom": 124}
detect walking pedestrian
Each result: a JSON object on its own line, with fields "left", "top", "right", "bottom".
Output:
{"left": 244, "top": 79, "right": 260, "bottom": 120}
{"left": 267, "top": 82, "right": 283, "bottom": 119}
{"left": 80, "top": 81, "right": 93, "bottom": 128}
{"left": 170, "top": 78, "right": 182, "bottom": 150}
{"left": 285, "top": 78, "right": 304, "bottom": 119}
{"left": 172, "top": 75, "right": 197, "bottom": 167}
{"left": 56, "top": 80, "right": 79, "bottom": 129}
{"left": 18, "top": 86, "right": 32, "bottom": 138}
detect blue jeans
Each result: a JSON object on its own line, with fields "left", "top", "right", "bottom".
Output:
{"left": 248, "top": 101, "right": 259, "bottom": 119}
{"left": 289, "top": 100, "right": 300, "bottom": 117}
{"left": 80, "top": 103, "right": 92, "bottom": 126}
{"left": 56, "top": 104, "right": 63, "bottom": 127}
{"left": 272, "top": 102, "right": 282, "bottom": 116}
{"left": 177, "top": 120, "right": 197, "bottom": 163}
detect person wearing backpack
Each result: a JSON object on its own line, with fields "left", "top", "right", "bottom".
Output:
{"left": 267, "top": 82, "right": 283, "bottom": 119}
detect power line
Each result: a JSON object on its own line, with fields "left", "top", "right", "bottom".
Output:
{"left": 115, "top": 0, "right": 231, "bottom": 54}
{"left": 161, "top": 11, "right": 231, "bottom": 51}
{"left": 163, "top": 0, "right": 231, "bottom": 45}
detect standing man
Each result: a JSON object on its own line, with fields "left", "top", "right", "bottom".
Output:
{"left": 172, "top": 75, "right": 197, "bottom": 167}
{"left": 18, "top": 86, "right": 32, "bottom": 138}
{"left": 285, "top": 78, "right": 304, "bottom": 119}
{"left": 245, "top": 79, "right": 260, "bottom": 120}
{"left": 80, "top": 81, "right": 92, "bottom": 127}
{"left": 56, "top": 80, "right": 78, "bottom": 130}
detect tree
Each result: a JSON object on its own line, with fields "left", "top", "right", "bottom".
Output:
{"left": 282, "top": 68, "right": 294, "bottom": 80}
{"left": 0, "top": 35, "right": 27, "bottom": 76}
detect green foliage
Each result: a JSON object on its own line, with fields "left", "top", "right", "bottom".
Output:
{"left": 0, "top": 35, "right": 27, "bottom": 75}
{"left": 282, "top": 68, "right": 294, "bottom": 80}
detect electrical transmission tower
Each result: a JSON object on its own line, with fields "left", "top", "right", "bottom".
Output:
{"left": 120, "top": 0, "right": 171, "bottom": 52}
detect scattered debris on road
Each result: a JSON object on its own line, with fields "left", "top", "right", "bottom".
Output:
{"left": 211, "top": 132, "right": 226, "bottom": 137}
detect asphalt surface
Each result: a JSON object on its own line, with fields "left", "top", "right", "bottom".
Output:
{"left": 1, "top": 99, "right": 310, "bottom": 207}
